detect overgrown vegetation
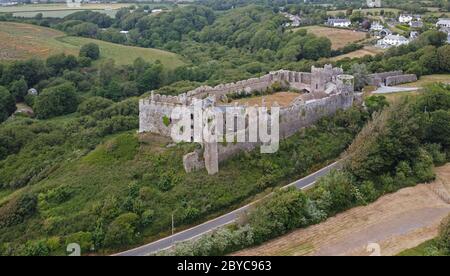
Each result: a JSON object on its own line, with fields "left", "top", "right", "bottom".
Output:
{"left": 160, "top": 85, "right": 450, "bottom": 256}
{"left": 0, "top": 102, "right": 366, "bottom": 255}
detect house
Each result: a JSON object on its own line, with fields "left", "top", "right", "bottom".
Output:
{"left": 379, "top": 28, "right": 392, "bottom": 37}
{"left": 399, "top": 14, "right": 413, "bottom": 24}
{"left": 326, "top": 18, "right": 351, "bottom": 28}
{"left": 151, "top": 9, "right": 163, "bottom": 14}
{"left": 281, "top": 12, "right": 301, "bottom": 27}
{"left": 436, "top": 18, "right": 450, "bottom": 28}
{"left": 367, "top": 0, "right": 382, "bottom": 8}
{"left": 410, "top": 31, "right": 419, "bottom": 39}
{"left": 27, "top": 88, "right": 38, "bottom": 96}
{"left": 119, "top": 30, "right": 129, "bottom": 35}
{"left": 440, "top": 27, "right": 450, "bottom": 44}
{"left": 378, "top": 34, "right": 409, "bottom": 48}
{"left": 409, "top": 21, "right": 423, "bottom": 29}
{"left": 370, "top": 22, "right": 384, "bottom": 31}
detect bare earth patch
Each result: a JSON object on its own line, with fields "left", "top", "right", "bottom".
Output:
{"left": 229, "top": 92, "right": 302, "bottom": 107}
{"left": 331, "top": 46, "right": 384, "bottom": 61}
{"left": 233, "top": 164, "right": 450, "bottom": 256}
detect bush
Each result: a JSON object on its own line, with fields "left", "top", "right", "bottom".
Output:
{"left": 104, "top": 212, "right": 139, "bottom": 247}
{"left": 438, "top": 214, "right": 450, "bottom": 255}
{"left": 65, "top": 232, "right": 94, "bottom": 253}
{"left": 79, "top": 43, "right": 100, "bottom": 60}
{"left": 310, "top": 170, "right": 357, "bottom": 215}
{"left": 249, "top": 188, "right": 325, "bottom": 244}
{"left": 77, "top": 97, "right": 114, "bottom": 116}
{"left": 0, "top": 194, "right": 38, "bottom": 229}
{"left": 34, "top": 82, "right": 79, "bottom": 119}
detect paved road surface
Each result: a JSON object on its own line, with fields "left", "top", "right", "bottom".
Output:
{"left": 115, "top": 161, "right": 341, "bottom": 256}
{"left": 373, "top": 85, "right": 419, "bottom": 94}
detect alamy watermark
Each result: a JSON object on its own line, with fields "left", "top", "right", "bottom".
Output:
{"left": 169, "top": 99, "right": 280, "bottom": 154}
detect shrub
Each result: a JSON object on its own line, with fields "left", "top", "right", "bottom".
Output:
{"left": 65, "top": 232, "right": 94, "bottom": 253}
{"left": 0, "top": 194, "right": 38, "bottom": 229}
{"left": 79, "top": 43, "right": 100, "bottom": 60}
{"left": 249, "top": 188, "right": 325, "bottom": 244}
{"left": 438, "top": 214, "right": 450, "bottom": 255}
{"left": 310, "top": 170, "right": 357, "bottom": 215}
{"left": 34, "top": 82, "right": 79, "bottom": 119}
{"left": 104, "top": 212, "right": 139, "bottom": 247}
{"left": 78, "top": 97, "right": 114, "bottom": 116}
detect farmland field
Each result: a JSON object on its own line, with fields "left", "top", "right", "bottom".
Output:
{"left": 0, "top": 3, "right": 171, "bottom": 18}
{"left": 294, "top": 26, "right": 367, "bottom": 50}
{"left": 0, "top": 22, "right": 185, "bottom": 68}
{"left": 331, "top": 46, "right": 384, "bottom": 61}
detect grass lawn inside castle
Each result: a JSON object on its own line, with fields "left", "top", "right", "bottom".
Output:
{"left": 227, "top": 91, "right": 302, "bottom": 107}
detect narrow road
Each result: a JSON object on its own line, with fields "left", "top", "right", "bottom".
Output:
{"left": 115, "top": 161, "right": 341, "bottom": 256}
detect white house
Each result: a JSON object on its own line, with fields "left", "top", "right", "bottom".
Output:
{"left": 440, "top": 27, "right": 450, "bottom": 44}
{"left": 151, "top": 9, "right": 163, "bottom": 14}
{"left": 410, "top": 31, "right": 419, "bottom": 40}
{"left": 367, "top": 0, "right": 382, "bottom": 8}
{"left": 399, "top": 14, "right": 413, "bottom": 23}
{"left": 326, "top": 18, "right": 351, "bottom": 28}
{"left": 378, "top": 34, "right": 410, "bottom": 48}
{"left": 370, "top": 22, "right": 384, "bottom": 31}
{"left": 436, "top": 18, "right": 450, "bottom": 28}
{"left": 281, "top": 12, "right": 301, "bottom": 27}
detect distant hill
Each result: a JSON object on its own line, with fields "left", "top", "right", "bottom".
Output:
{"left": 0, "top": 22, "right": 186, "bottom": 69}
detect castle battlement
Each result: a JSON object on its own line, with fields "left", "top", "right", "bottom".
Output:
{"left": 139, "top": 65, "right": 357, "bottom": 175}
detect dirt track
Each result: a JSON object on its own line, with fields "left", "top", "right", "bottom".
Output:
{"left": 234, "top": 165, "right": 450, "bottom": 256}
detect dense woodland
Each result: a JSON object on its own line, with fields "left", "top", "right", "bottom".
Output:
{"left": 0, "top": 1, "right": 450, "bottom": 255}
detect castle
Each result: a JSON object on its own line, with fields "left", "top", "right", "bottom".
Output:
{"left": 139, "top": 65, "right": 358, "bottom": 175}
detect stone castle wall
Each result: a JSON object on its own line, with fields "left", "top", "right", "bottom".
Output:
{"left": 367, "top": 71, "right": 417, "bottom": 87}
{"left": 184, "top": 91, "right": 357, "bottom": 174}
{"left": 139, "top": 65, "right": 357, "bottom": 175}
{"left": 385, "top": 74, "right": 417, "bottom": 86}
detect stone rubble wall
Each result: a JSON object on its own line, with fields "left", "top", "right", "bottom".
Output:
{"left": 367, "top": 71, "right": 405, "bottom": 86}
{"left": 184, "top": 92, "right": 358, "bottom": 174}
{"left": 385, "top": 74, "right": 418, "bottom": 86}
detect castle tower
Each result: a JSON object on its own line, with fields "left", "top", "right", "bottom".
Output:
{"left": 336, "top": 75, "right": 355, "bottom": 94}
{"left": 311, "top": 64, "right": 343, "bottom": 93}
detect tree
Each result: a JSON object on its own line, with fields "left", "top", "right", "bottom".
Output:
{"left": 437, "top": 45, "right": 450, "bottom": 72}
{"left": 34, "top": 82, "right": 78, "bottom": 119}
{"left": 348, "top": 63, "right": 369, "bottom": 91}
{"left": 79, "top": 43, "right": 100, "bottom": 60}
{"left": 8, "top": 77, "right": 28, "bottom": 101}
{"left": 427, "top": 110, "right": 450, "bottom": 147}
{"left": 46, "top": 54, "right": 78, "bottom": 76}
{"left": 0, "top": 86, "right": 16, "bottom": 123}
{"left": 137, "top": 62, "right": 164, "bottom": 92}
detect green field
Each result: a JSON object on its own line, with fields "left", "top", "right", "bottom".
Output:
{"left": 0, "top": 22, "right": 185, "bottom": 68}
{"left": 397, "top": 239, "right": 440, "bottom": 256}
